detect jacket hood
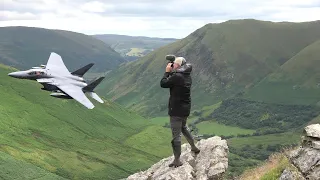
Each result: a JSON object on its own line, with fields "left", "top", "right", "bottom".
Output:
{"left": 175, "top": 63, "right": 192, "bottom": 74}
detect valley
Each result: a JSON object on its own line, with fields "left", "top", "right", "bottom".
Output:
{"left": 1, "top": 19, "right": 320, "bottom": 179}
{"left": 93, "top": 34, "right": 178, "bottom": 61}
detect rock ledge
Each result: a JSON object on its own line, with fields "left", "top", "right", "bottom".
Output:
{"left": 127, "top": 136, "right": 229, "bottom": 180}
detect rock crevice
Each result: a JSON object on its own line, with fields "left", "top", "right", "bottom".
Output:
{"left": 126, "top": 136, "right": 229, "bottom": 180}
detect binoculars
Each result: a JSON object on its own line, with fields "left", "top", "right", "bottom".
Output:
{"left": 166, "top": 55, "right": 176, "bottom": 67}
{"left": 165, "top": 54, "right": 176, "bottom": 62}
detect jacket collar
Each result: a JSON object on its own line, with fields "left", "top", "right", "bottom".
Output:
{"left": 174, "top": 63, "right": 192, "bottom": 74}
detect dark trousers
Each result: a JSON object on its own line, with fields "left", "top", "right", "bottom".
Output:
{"left": 170, "top": 116, "right": 195, "bottom": 157}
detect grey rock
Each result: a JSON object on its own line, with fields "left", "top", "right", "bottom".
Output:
{"left": 302, "top": 136, "right": 320, "bottom": 148}
{"left": 304, "top": 124, "right": 320, "bottom": 139}
{"left": 312, "top": 141, "right": 320, "bottom": 150}
{"left": 306, "top": 164, "right": 320, "bottom": 180}
{"left": 127, "top": 136, "right": 228, "bottom": 180}
{"left": 286, "top": 124, "right": 320, "bottom": 180}
{"left": 290, "top": 147, "right": 320, "bottom": 174}
{"left": 279, "top": 169, "right": 294, "bottom": 180}
{"left": 295, "top": 171, "right": 306, "bottom": 180}
{"left": 279, "top": 168, "right": 305, "bottom": 180}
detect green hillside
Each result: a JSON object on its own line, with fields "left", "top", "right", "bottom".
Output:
{"left": 0, "top": 27, "right": 125, "bottom": 73}
{"left": 245, "top": 40, "right": 320, "bottom": 105}
{"left": 0, "top": 151, "right": 66, "bottom": 180}
{"left": 96, "top": 19, "right": 320, "bottom": 117}
{"left": 0, "top": 64, "right": 171, "bottom": 180}
{"left": 93, "top": 34, "right": 178, "bottom": 61}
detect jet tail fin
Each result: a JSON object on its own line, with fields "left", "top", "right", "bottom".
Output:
{"left": 83, "top": 77, "right": 105, "bottom": 104}
{"left": 71, "top": 63, "right": 94, "bottom": 77}
{"left": 83, "top": 77, "right": 105, "bottom": 92}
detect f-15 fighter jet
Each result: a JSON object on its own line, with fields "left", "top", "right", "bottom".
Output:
{"left": 8, "top": 52, "right": 104, "bottom": 109}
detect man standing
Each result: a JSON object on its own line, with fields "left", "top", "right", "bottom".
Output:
{"left": 160, "top": 56, "right": 200, "bottom": 168}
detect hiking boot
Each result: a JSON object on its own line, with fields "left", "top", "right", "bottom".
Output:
{"left": 191, "top": 146, "right": 200, "bottom": 154}
{"left": 169, "top": 140, "right": 182, "bottom": 168}
{"left": 168, "top": 158, "right": 183, "bottom": 167}
{"left": 181, "top": 126, "right": 200, "bottom": 154}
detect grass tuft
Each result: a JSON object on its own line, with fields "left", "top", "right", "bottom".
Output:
{"left": 239, "top": 146, "right": 298, "bottom": 180}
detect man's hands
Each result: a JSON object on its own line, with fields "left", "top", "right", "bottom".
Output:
{"left": 166, "top": 63, "right": 173, "bottom": 72}
{"left": 161, "top": 63, "right": 176, "bottom": 88}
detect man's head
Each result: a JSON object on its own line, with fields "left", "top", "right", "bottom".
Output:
{"left": 173, "top": 57, "right": 186, "bottom": 70}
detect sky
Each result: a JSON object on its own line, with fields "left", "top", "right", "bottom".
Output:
{"left": 1, "top": 0, "right": 320, "bottom": 38}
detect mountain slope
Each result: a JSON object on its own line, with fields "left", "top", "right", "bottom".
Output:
{"left": 0, "top": 64, "right": 171, "bottom": 180}
{"left": 0, "top": 151, "right": 66, "bottom": 180}
{"left": 96, "top": 19, "right": 320, "bottom": 117}
{"left": 0, "top": 27, "right": 125, "bottom": 73}
{"left": 93, "top": 34, "right": 178, "bottom": 61}
{"left": 245, "top": 40, "right": 320, "bottom": 105}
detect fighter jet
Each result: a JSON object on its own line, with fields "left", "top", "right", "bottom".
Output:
{"left": 8, "top": 52, "right": 104, "bottom": 109}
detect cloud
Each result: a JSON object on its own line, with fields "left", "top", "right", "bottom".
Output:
{"left": 0, "top": 0, "right": 319, "bottom": 38}
{"left": 0, "top": 11, "right": 38, "bottom": 20}
{"left": 80, "top": 1, "right": 114, "bottom": 13}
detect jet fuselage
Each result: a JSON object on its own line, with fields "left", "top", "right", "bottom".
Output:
{"left": 8, "top": 68, "right": 88, "bottom": 94}
{"left": 8, "top": 69, "right": 86, "bottom": 82}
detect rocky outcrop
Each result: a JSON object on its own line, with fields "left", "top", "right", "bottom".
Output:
{"left": 279, "top": 168, "right": 305, "bottom": 180}
{"left": 280, "top": 124, "right": 320, "bottom": 180}
{"left": 126, "top": 136, "right": 229, "bottom": 180}
{"left": 304, "top": 124, "right": 320, "bottom": 138}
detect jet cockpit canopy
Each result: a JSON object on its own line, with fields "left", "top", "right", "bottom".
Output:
{"left": 27, "top": 69, "right": 46, "bottom": 76}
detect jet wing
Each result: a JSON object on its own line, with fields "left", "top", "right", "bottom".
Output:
{"left": 57, "top": 84, "right": 95, "bottom": 109}
{"left": 46, "top": 52, "right": 71, "bottom": 76}
{"left": 36, "top": 76, "right": 94, "bottom": 109}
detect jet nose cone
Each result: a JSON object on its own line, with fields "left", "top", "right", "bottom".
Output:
{"left": 8, "top": 72, "right": 24, "bottom": 78}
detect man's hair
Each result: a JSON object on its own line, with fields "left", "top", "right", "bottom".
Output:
{"left": 174, "top": 57, "right": 186, "bottom": 66}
